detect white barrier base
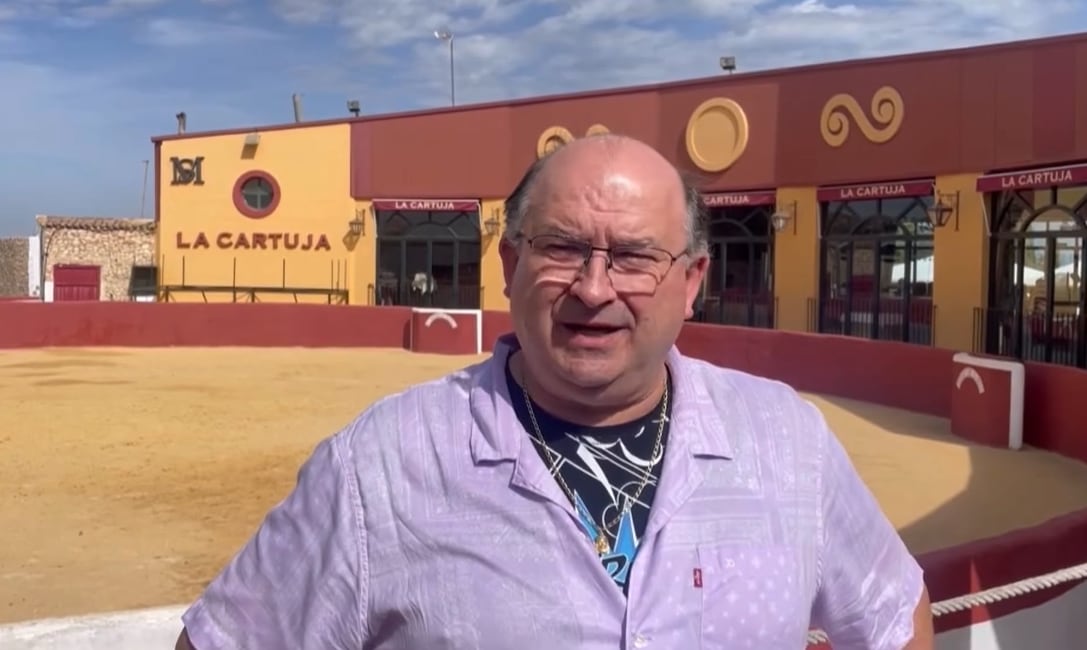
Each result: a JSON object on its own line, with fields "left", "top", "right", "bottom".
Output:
{"left": 0, "top": 605, "right": 186, "bottom": 650}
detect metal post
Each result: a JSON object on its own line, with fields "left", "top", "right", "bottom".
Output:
{"left": 448, "top": 37, "right": 456, "bottom": 106}
{"left": 434, "top": 29, "right": 455, "bottom": 107}
{"left": 140, "top": 160, "right": 149, "bottom": 219}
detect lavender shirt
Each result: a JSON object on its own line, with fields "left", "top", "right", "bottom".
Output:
{"left": 182, "top": 334, "right": 923, "bottom": 649}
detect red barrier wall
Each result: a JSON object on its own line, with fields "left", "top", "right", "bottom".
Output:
{"left": 3, "top": 303, "right": 1082, "bottom": 464}
{"left": 476, "top": 314, "right": 1087, "bottom": 464}
{"left": 1024, "top": 362, "right": 1087, "bottom": 464}
{"left": 0, "top": 302, "right": 413, "bottom": 349}
{"left": 919, "top": 508, "right": 1087, "bottom": 633}
{"left": 675, "top": 323, "right": 955, "bottom": 417}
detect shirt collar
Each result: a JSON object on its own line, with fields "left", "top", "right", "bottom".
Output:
{"left": 468, "top": 332, "right": 734, "bottom": 463}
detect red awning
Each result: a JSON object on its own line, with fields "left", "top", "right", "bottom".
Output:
{"left": 816, "top": 179, "right": 933, "bottom": 202}
{"left": 371, "top": 199, "right": 480, "bottom": 211}
{"left": 976, "top": 163, "right": 1087, "bottom": 192}
{"left": 702, "top": 190, "right": 776, "bottom": 208}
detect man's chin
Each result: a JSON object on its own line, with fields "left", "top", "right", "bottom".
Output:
{"left": 552, "top": 353, "right": 625, "bottom": 390}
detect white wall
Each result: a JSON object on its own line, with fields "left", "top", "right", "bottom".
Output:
{"left": 27, "top": 234, "right": 41, "bottom": 298}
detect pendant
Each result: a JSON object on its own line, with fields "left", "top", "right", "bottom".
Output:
{"left": 594, "top": 532, "right": 611, "bottom": 555}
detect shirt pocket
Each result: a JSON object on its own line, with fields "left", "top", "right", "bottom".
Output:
{"left": 697, "top": 542, "right": 813, "bottom": 649}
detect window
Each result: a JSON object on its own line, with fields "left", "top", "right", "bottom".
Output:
{"left": 374, "top": 208, "right": 482, "bottom": 309}
{"left": 129, "top": 265, "right": 157, "bottom": 300}
{"left": 242, "top": 178, "right": 274, "bottom": 210}
{"left": 232, "top": 170, "right": 281, "bottom": 219}
{"left": 817, "top": 195, "right": 935, "bottom": 344}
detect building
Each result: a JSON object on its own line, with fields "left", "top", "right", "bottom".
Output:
{"left": 37, "top": 216, "right": 156, "bottom": 302}
{"left": 152, "top": 32, "right": 1087, "bottom": 367}
{"left": 0, "top": 234, "right": 38, "bottom": 299}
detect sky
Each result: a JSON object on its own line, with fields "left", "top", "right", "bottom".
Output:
{"left": 0, "top": 0, "right": 1084, "bottom": 236}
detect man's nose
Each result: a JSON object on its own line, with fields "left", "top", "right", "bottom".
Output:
{"left": 569, "top": 252, "right": 617, "bottom": 307}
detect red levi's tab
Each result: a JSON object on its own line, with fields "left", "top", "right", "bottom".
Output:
{"left": 693, "top": 568, "right": 703, "bottom": 588}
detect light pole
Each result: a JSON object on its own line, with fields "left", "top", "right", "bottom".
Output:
{"left": 139, "top": 159, "right": 149, "bottom": 219}
{"left": 434, "top": 28, "right": 455, "bottom": 106}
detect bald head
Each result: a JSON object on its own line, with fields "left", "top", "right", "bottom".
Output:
{"left": 504, "top": 134, "right": 708, "bottom": 253}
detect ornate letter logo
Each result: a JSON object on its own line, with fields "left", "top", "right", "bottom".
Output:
{"left": 819, "top": 86, "right": 904, "bottom": 148}
{"left": 170, "top": 156, "right": 205, "bottom": 185}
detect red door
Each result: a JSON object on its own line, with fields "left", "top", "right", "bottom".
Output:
{"left": 53, "top": 264, "right": 101, "bottom": 301}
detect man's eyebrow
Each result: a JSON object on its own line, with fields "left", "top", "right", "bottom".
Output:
{"left": 532, "top": 228, "right": 660, "bottom": 247}
{"left": 613, "top": 236, "right": 658, "bottom": 247}
{"left": 536, "top": 227, "right": 582, "bottom": 239}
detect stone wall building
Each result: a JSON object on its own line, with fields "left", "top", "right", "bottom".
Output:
{"left": 0, "top": 237, "right": 30, "bottom": 297}
{"left": 37, "top": 216, "right": 156, "bottom": 301}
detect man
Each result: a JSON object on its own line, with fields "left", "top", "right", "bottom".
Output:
{"left": 176, "top": 134, "right": 934, "bottom": 649}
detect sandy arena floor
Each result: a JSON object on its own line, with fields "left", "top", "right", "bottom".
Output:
{"left": 2, "top": 347, "right": 1087, "bottom": 624}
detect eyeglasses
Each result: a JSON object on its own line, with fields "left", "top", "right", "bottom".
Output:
{"left": 518, "top": 233, "right": 688, "bottom": 293}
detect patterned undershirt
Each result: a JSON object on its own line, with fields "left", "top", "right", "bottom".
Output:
{"left": 505, "top": 359, "right": 671, "bottom": 595}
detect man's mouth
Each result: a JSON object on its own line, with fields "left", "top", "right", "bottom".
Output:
{"left": 561, "top": 323, "right": 623, "bottom": 336}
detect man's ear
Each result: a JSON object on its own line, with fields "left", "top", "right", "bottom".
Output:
{"left": 499, "top": 237, "right": 518, "bottom": 299}
{"left": 683, "top": 254, "right": 709, "bottom": 319}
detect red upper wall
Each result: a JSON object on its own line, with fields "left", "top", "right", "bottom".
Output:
{"left": 147, "top": 34, "right": 1087, "bottom": 199}
{"left": 347, "top": 33, "right": 1087, "bottom": 197}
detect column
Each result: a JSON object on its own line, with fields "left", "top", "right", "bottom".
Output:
{"left": 932, "top": 173, "right": 987, "bottom": 350}
{"left": 479, "top": 199, "right": 509, "bottom": 312}
{"left": 346, "top": 199, "right": 376, "bottom": 305}
{"left": 773, "top": 186, "right": 819, "bottom": 332}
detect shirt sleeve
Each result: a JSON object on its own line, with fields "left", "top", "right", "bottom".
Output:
{"left": 810, "top": 410, "right": 925, "bottom": 650}
{"left": 181, "top": 432, "right": 368, "bottom": 650}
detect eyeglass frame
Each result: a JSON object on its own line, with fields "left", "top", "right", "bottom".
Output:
{"left": 511, "top": 232, "right": 692, "bottom": 288}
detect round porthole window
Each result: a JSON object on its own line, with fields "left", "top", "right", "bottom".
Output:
{"left": 232, "top": 171, "right": 281, "bottom": 219}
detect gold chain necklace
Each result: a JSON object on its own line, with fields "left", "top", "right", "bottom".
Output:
{"left": 517, "top": 370, "right": 668, "bottom": 556}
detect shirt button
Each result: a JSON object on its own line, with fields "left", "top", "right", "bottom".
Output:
{"left": 633, "top": 634, "right": 649, "bottom": 648}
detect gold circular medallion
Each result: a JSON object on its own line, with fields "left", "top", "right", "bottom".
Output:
{"left": 536, "top": 126, "right": 575, "bottom": 159}
{"left": 684, "top": 97, "right": 750, "bottom": 173}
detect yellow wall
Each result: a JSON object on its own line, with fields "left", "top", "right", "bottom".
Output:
{"left": 932, "top": 174, "right": 988, "bottom": 350}
{"left": 157, "top": 124, "right": 360, "bottom": 304}
{"left": 479, "top": 199, "right": 509, "bottom": 311}
{"left": 349, "top": 199, "right": 375, "bottom": 304}
{"left": 773, "top": 187, "right": 820, "bottom": 332}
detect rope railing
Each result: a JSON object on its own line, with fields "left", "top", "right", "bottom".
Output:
{"left": 806, "top": 560, "right": 1087, "bottom": 645}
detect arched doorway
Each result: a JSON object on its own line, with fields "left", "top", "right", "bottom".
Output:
{"left": 817, "top": 187, "right": 935, "bottom": 344}
{"left": 698, "top": 193, "right": 774, "bottom": 328}
{"left": 373, "top": 200, "right": 482, "bottom": 309}
{"left": 982, "top": 178, "right": 1087, "bottom": 367}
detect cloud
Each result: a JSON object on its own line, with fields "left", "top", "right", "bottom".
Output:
{"left": 264, "top": 0, "right": 1082, "bottom": 112}
{"left": 0, "top": 0, "right": 1084, "bottom": 232}
{"left": 0, "top": 0, "right": 167, "bottom": 27}
{"left": 141, "top": 17, "right": 279, "bottom": 47}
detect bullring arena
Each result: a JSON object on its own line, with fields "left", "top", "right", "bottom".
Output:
{"left": 1, "top": 302, "right": 1087, "bottom": 650}
{"left": 4, "top": 32, "right": 1087, "bottom": 650}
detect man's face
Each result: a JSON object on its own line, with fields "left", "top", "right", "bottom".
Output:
{"left": 500, "top": 142, "right": 708, "bottom": 393}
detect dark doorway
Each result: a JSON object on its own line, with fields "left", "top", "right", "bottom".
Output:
{"left": 981, "top": 185, "right": 1087, "bottom": 368}
{"left": 817, "top": 196, "right": 935, "bottom": 344}
{"left": 374, "top": 207, "right": 482, "bottom": 309}
{"left": 696, "top": 203, "right": 774, "bottom": 328}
